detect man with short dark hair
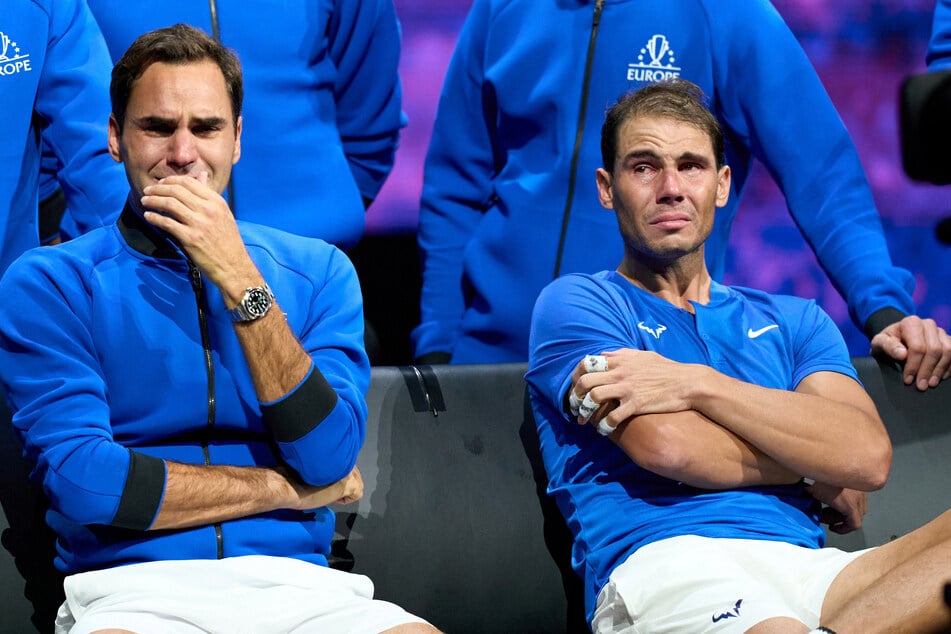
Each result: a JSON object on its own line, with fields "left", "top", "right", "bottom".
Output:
{"left": 528, "top": 78, "right": 951, "bottom": 634}
{"left": 0, "top": 24, "right": 438, "bottom": 633}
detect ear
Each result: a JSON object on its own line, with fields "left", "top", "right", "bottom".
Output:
{"left": 107, "top": 114, "right": 123, "bottom": 163}
{"left": 715, "top": 165, "right": 731, "bottom": 208}
{"left": 232, "top": 115, "right": 242, "bottom": 165}
{"left": 596, "top": 167, "right": 614, "bottom": 210}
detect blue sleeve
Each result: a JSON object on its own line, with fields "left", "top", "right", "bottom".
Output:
{"left": 527, "top": 275, "right": 636, "bottom": 419}
{"left": 329, "top": 0, "right": 406, "bottom": 202}
{"left": 36, "top": 0, "right": 127, "bottom": 237}
{"left": 412, "top": 0, "right": 496, "bottom": 359}
{"left": 0, "top": 251, "right": 164, "bottom": 531}
{"left": 928, "top": 0, "right": 951, "bottom": 70}
{"left": 261, "top": 246, "right": 370, "bottom": 486}
{"left": 789, "top": 299, "right": 860, "bottom": 389}
{"left": 710, "top": 0, "right": 915, "bottom": 332}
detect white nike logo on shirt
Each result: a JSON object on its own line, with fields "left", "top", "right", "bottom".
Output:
{"left": 747, "top": 324, "right": 779, "bottom": 338}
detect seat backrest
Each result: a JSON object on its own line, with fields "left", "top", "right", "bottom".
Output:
{"left": 825, "top": 357, "right": 951, "bottom": 550}
{"left": 2, "top": 357, "right": 948, "bottom": 634}
{"left": 330, "top": 362, "right": 586, "bottom": 633}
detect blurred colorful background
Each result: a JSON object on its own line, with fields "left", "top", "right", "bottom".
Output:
{"left": 364, "top": 0, "right": 950, "bottom": 357}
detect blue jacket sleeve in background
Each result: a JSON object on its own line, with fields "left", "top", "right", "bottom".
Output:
{"left": 709, "top": 1, "right": 914, "bottom": 332}
{"left": 412, "top": 0, "right": 495, "bottom": 359}
{"left": 330, "top": 0, "right": 406, "bottom": 203}
{"left": 927, "top": 0, "right": 951, "bottom": 70}
{"left": 35, "top": 0, "right": 126, "bottom": 238}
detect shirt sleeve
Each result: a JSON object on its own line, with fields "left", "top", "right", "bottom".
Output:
{"left": 710, "top": 0, "right": 915, "bottom": 333}
{"left": 412, "top": 0, "right": 497, "bottom": 359}
{"left": 37, "top": 0, "right": 127, "bottom": 237}
{"left": 329, "top": 0, "right": 406, "bottom": 202}
{"left": 0, "top": 251, "right": 164, "bottom": 531}
{"left": 259, "top": 246, "right": 370, "bottom": 486}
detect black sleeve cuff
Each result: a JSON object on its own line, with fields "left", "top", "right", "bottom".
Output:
{"left": 864, "top": 307, "right": 907, "bottom": 340}
{"left": 112, "top": 450, "right": 166, "bottom": 531}
{"left": 261, "top": 366, "right": 338, "bottom": 443}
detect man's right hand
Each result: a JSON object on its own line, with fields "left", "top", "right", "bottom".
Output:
{"left": 806, "top": 481, "right": 868, "bottom": 534}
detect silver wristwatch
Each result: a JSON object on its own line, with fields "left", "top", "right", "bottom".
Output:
{"left": 228, "top": 284, "right": 274, "bottom": 322}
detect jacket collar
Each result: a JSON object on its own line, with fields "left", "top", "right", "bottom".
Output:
{"left": 116, "top": 198, "right": 183, "bottom": 260}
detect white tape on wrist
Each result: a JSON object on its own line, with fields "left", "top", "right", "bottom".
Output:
{"left": 583, "top": 354, "right": 608, "bottom": 373}
{"left": 578, "top": 393, "right": 598, "bottom": 420}
{"left": 596, "top": 419, "right": 618, "bottom": 436}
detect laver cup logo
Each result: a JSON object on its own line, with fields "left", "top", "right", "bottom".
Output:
{"left": 0, "top": 31, "right": 33, "bottom": 76}
{"left": 627, "top": 34, "right": 680, "bottom": 82}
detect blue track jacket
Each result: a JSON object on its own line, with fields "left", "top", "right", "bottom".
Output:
{"left": 415, "top": 0, "right": 915, "bottom": 363}
{"left": 0, "top": 0, "right": 126, "bottom": 272}
{"left": 0, "top": 205, "right": 370, "bottom": 575}
{"left": 87, "top": 0, "right": 405, "bottom": 249}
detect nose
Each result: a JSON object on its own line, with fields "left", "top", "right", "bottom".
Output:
{"left": 166, "top": 129, "right": 197, "bottom": 171}
{"left": 657, "top": 169, "right": 684, "bottom": 203}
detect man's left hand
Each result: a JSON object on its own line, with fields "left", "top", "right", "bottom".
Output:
{"left": 870, "top": 315, "right": 951, "bottom": 391}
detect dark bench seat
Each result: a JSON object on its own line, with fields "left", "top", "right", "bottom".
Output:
{"left": 2, "top": 357, "right": 949, "bottom": 633}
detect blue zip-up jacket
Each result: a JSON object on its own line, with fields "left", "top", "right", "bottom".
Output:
{"left": 87, "top": 0, "right": 405, "bottom": 249}
{"left": 414, "top": 0, "right": 915, "bottom": 364}
{"left": 928, "top": 0, "right": 951, "bottom": 69}
{"left": 0, "top": 0, "right": 126, "bottom": 272}
{"left": 0, "top": 205, "right": 369, "bottom": 575}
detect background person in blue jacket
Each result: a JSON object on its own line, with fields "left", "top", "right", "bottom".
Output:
{"left": 0, "top": 24, "right": 438, "bottom": 634}
{"left": 927, "top": 0, "right": 951, "bottom": 69}
{"left": 0, "top": 0, "right": 126, "bottom": 270}
{"left": 415, "top": 0, "right": 951, "bottom": 390}
{"left": 528, "top": 79, "right": 951, "bottom": 634}
{"left": 83, "top": 0, "right": 405, "bottom": 252}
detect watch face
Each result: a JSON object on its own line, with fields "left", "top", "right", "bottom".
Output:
{"left": 245, "top": 287, "right": 272, "bottom": 318}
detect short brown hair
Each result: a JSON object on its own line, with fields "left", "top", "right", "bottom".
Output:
{"left": 600, "top": 79, "right": 725, "bottom": 173}
{"left": 111, "top": 23, "right": 243, "bottom": 131}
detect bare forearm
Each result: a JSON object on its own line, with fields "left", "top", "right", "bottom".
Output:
{"left": 691, "top": 369, "right": 891, "bottom": 491}
{"left": 614, "top": 410, "right": 800, "bottom": 489}
{"left": 150, "top": 461, "right": 345, "bottom": 531}
{"left": 233, "top": 303, "right": 313, "bottom": 402}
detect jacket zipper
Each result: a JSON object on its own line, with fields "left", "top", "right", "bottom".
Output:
{"left": 189, "top": 261, "right": 224, "bottom": 559}
{"left": 553, "top": 0, "right": 605, "bottom": 279}
{"left": 207, "top": 0, "right": 236, "bottom": 210}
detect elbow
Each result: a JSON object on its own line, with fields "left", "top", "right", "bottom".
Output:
{"left": 628, "top": 424, "right": 694, "bottom": 478}
{"left": 848, "top": 439, "right": 892, "bottom": 492}
{"left": 863, "top": 442, "right": 892, "bottom": 492}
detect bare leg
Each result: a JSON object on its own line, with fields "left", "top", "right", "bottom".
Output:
{"left": 820, "top": 509, "right": 951, "bottom": 633}
{"left": 380, "top": 624, "right": 443, "bottom": 633}
{"left": 745, "top": 616, "right": 810, "bottom": 633}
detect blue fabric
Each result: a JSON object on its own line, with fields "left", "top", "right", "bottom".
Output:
{"left": 0, "top": 209, "right": 369, "bottom": 575}
{"left": 414, "top": 0, "right": 914, "bottom": 363}
{"left": 927, "top": 0, "right": 951, "bottom": 69}
{"left": 0, "top": 0, "right": 126, "bottom": 272}
{"left": 526, "top": 271, "right": 858, "bottom": 620}
{"left": 88, "top": 0, "right": 406, "bottom": 249}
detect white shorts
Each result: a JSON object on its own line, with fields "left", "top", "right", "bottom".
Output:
{"left": 54, "top": 555, "right": 432, "bottom": 634}
{"left": 592, "top": 535, "right": 871, "bottom": 634}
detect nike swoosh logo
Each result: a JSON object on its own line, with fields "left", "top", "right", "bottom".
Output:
{"left": 747, "top": 324, "right": 779, "bottom": 338}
